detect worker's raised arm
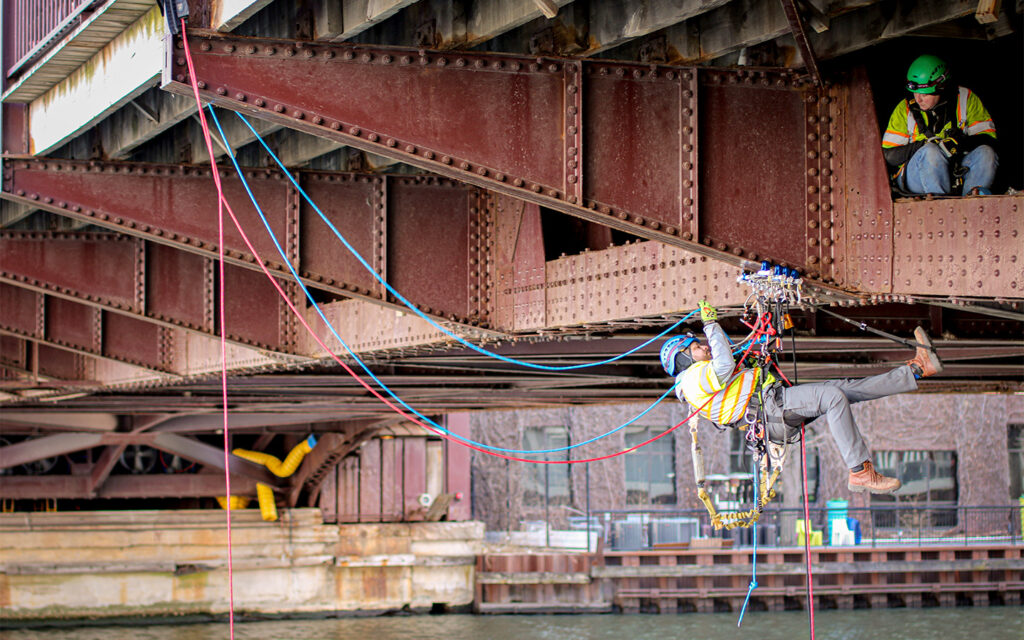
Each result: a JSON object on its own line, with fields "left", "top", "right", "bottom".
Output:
{"left": 698, "top": 301, "right": 735, "bottom": 386}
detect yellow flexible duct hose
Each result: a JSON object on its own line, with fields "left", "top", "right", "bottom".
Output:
{"left": 218, "top": 435, "right": 318, "bottom": 522}
{"left": 256, "top": 482, "right": 277, "bottom": 522}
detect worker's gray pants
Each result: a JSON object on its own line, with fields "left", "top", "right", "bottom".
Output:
{"left": 761, "top": 365, "right": 919, "bottom": 469}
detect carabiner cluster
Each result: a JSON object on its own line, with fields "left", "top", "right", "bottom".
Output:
{"left": 738, "top": 261, "right": 802, "bottom": 306}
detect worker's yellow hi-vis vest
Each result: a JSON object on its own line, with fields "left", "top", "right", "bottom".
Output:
{"left": 680, "top": 362, "right": 760, "bottom": 425}
{"left": 881, "top": 86, "right": 996, "bottom": 149}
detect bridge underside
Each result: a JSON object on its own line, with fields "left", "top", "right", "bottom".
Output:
{"left": 0, "top": 0, "right": 1021, "bottom": 502}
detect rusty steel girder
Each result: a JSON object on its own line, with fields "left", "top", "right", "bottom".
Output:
{"left": 0, "top": 283, "right": 176, "bottom": 374}
{"left": 0, "top": 232, "right": 299, "bottom": 355}
{"left": 161, "top": 32, "right": 820, "bottom": 276}
{"left": 0, "top": 158, "right": 488, "bottom": 329}
{"left": 159, "top": 32, "right": 1024, "bottom": 301}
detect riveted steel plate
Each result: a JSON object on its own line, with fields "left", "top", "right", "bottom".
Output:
{"left": 543, "top": 240, "right": 747, "bottom": 327}
{"left": 582, "top": 63, "right": 690, "bottom": 232}
{"left": 46, "top": 296, "right": 99, "bottom": 353}
{"left": 222, "top": 265, "right": 294, "bottom": 351}
{"left": 699, "top": 74, "right": 808, "bottom": 268}
{"left": 103, "top": 312, "right": 167, "bottom": 372}
{"left": 146, "top": 242, "right": 213, "bottom": 332}
{"left": 3, "top": 159, "right": 289, "bottom": 264}
{"left": 299, "top": 172, "right": 381, "bottom": 292}
{"left": 0, "top": 232, "right": 141, "bottom": 311}
{"left": 387, "top": 177, "right": 473, "bottom": 320}
{"left": 893, "top": 196, "right": 1024, "bottom": 298}
{"left": 829, "top": 68, "right": 894, "bottom": 291}
{"left": 0, "top": 284, "right": 42, "bottom": 337}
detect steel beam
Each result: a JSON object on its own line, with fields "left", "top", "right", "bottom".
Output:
{"left": 0, "top": 433, "right": 101, "bottom": 469}
{"left": 160, "top": 32, "right": 813, "bottom": 273}
{"left": 0, "top": 474, "right": 259, "bottom": 500}
{"left": 0, "top": 159, "right": 488, "bottom": 329}
{"left": 148, "top": 433, "right": 287, "bottom": 488}
{"left": 0, "top": 232, "right": 301, "bottom": 355}
{"left": 159, "top": 32, "right": 1024, "bottom": 301}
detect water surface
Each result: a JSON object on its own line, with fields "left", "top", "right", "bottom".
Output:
{"left": 2, "top": 608, "right": 1021, "bottom": 640}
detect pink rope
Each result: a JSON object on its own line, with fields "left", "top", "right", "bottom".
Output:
{"left": 180, "top": 22, "right": 235, "bottom": 638}
{"left": 800, "top": 423, "right": 816, "bottom": 639}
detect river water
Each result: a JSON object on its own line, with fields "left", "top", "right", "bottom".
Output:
{"left": 2, "top": 608, "right": 1021, "bottom": 640}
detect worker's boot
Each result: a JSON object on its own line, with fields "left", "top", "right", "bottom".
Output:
{"left": 848, "top": 460, "right": 901, "bottom": 494}
{"left": 906, "top": 326, "right": 942, "bottom": 377}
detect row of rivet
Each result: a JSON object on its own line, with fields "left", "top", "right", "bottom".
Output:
{"left": 134, "top": 238, "right": 146, "bottom": 312}
{"left": 4, "top": 199, "right": 227, "bottom": 250}
{"left": 185, "top": 36, "right": 564, "bottom": 74}
{"left": 92, "top": 306, "right": 103, "bottom": 353}
{"left": 372, "top": 181, "right": 387, "bottom": 299}
{"left": 564, "top": 62, "right": 582, "bottom": 200}
{"left": 3, "top": 271, "right": 140, "bottom": 314}
{"left": 158, "top": 326, "right": 174, "bottom": 370}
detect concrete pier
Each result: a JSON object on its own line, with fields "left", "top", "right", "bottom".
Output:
{"left": 0, "top": 510, "right": 482, "bottom": 621}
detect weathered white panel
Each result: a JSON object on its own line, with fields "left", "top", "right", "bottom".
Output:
{"left": 212, "top": 0, "right": 276, "bottom": 32}
{"left": 28, "top": 6, "right": 165, "bottom": 155}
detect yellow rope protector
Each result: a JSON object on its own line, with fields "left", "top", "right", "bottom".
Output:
{"left": 220, "top": 435, "right": 318, "bottom": 522}
{"left": 690, "top": 419, "right": 787, "bottom": 530}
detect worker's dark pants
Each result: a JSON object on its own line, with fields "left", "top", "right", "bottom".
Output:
{"left": 762, "top": 365, "right": 919, "bottom": 469}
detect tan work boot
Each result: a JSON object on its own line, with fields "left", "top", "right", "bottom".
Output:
{"left": 906, "top": 326, "right": 942, "bottom": 377}
{"left": 848, "top": 460, "right": 901, "bottom": 494}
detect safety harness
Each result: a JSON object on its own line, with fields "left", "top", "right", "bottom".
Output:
{"left": 690, "top": 264, "right": 801, "bottom": 530}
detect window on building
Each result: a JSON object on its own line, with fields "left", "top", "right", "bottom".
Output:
{"left": 624, "top": 426, "right": 676, "bottom": 505}
{"left": 1009, "top": 425, "right": 1024, "bottom": 501}
{"left": 521, "top": 426, "right": 570, "bottom": 506}
{"left": 871, "top": 450, "right": 958, "bottom": 528}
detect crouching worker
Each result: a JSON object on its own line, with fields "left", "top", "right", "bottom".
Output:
{"left": 661, "top": 301, "right": 942, "bottom": 494}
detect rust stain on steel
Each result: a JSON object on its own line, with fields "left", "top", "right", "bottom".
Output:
{"left": 829, "top": 67, "right": 894, "bottom": 292}
{"left": 893, "top": 197, "right": 1023, "bottom": 298}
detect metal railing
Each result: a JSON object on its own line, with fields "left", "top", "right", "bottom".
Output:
{"left": 4, "top": 0, "right": 97, "bottom": 78}
{"left": 593, "top": 505, "right": 1023, "bottom": 550}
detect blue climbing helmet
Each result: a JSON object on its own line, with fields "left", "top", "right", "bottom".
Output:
{"left": 660, "top": 332, "right": 699, "bottom": 376}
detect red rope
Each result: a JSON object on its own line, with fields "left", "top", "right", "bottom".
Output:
{"left": 180, "top": 23, "right": 234, "bottom": 638}
{"left": 207, "top": 180, "right": 753, "bottom": 464}
{"left": 800, "top": 425, "right": 817, "bottom": 638}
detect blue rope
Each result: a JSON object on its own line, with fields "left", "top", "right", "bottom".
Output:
{"left": 737, "top": 459, "right": 759, "bottom": 627}
{"left": 231, "top": 111, "right": 697, "bottom": 371}
{"left": 208, "top": 106, "right": 682, "bottom": 456}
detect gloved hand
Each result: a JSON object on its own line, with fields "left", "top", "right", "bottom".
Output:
{"left": 698, "top": 300, "right": 717, "bottom": 325}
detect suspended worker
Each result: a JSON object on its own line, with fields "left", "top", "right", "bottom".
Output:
{"left": 661, "top": 301, "right": 942, "bottom": 494}
{"left": 881, "top": 53, "right": 997, "bottom": 196}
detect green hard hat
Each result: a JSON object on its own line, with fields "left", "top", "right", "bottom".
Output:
{"left": 906, "top": 54, "right": 948, "bottom": 94}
